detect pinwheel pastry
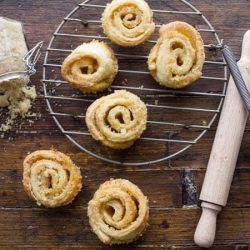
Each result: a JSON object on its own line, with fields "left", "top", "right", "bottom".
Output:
{"left": 102, "top": 0, "right": 155, "bottom": 46}
{"left": 88, "top": 179, "right": 149, "bottom": 245}
{"left": 148, "top": 21, "right": 205, "bottom": 89}
{"left": 61, "top": 40, "right": 118, "bottom": 93}
{"left": 86, "top": 90, "right": 147, "bottom": 149}
{"left": 23, "top": 150, "right": 82, "bottom": 208}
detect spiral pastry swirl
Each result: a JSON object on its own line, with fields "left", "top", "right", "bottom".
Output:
{"left": 61, "top": 41, "right": 118, "bottom": 93}
{"left": 102, "top": 0, "right": 155, "bottom": 47}
{"left": 148, "top": 21, "right": 205, "bottom": 89}
{"left": 23, "top": 150, "right": 82, "bottom": 208}
{"left": 86, "top": 90, "right": 147, "bottom": 149}
{"left": 88, "top": 179, "right": 149, "bottom": 245}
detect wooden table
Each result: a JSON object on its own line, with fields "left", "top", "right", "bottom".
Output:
{"left": 1, "top": 0, "right": 250, "bottom": 249}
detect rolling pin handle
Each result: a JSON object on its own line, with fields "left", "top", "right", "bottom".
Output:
{"left": 194, "top": 202, "right": 222, "bottom": 248}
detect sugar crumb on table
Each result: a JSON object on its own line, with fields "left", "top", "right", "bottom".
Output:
{"left": 0, "top": 85, "right": 37, "bottom": 133}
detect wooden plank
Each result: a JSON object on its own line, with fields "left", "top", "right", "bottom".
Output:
{"left": 0, "top": 160, "right": 250, "bottom": 209}
{"left": 3, "top": 96, "right": 221, "bottom": 132}
{"left": 0, "top": 168, "right": 182, "bottom": 209}
{"left": 0, "top": 167, "right": 249, "bottom": 209}
{"left": 0, "top": 208, "right": 249, "bottom": 247}
{"left": 0, "top": 134, "right": 250, "bottom": 212}
{"left": 1, "top": 131, "right": 250, "bottom": 170}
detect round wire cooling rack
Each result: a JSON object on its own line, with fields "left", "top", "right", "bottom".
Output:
{"left": 42, "top": 0, "right": 228, "bottom": 166}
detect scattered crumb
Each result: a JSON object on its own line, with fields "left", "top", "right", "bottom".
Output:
{"left": 154, "top": 99, "right": 159, "bottom": 105}
{"left": 0, "top": 85, "right": 37, "bottom": 133}
{"left": 36, "top": 201, "right": 41, "bottom": 206}
{"left": 28, "top": 119, "right": 35, "bottom": 125}
{"left": 50, "top": 145, "right": 58, "bottom": 152}
{"left": 122, "top": 78, "right": 128, "bottom": 85}
{"left": 55, "top": 82, "right": 61, "bottom": 87}
{"left": 202, "top": 120, "right": 208, "bottom": 126}
{"left": 182, "top": 205, "right": 198, "bottom": 209}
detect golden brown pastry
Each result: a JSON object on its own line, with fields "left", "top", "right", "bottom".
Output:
{"left": 88, "top": 179, "right": 149, "bottom": 245}
{"left": 148, "top": 21, "right": 205, "bottom": 89}
{"left": 23, "top": 150, "right": 82, "bottom": 208}
{"left": 102, "top": 0, "right": 155, "bottom": 47}
{"left": 86, "top": 90, "right": 147, "bottom": 149}
{"left": 61, "top": 40, "right": 118, "bottom": 93}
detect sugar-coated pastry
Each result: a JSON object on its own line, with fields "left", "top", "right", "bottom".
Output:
{"left": 88, "top": 179, "right": 149, "bottom": 245}
{"left": 23, "top": 150, "right": 82, "bottom": 208}
{"left": 61, "top": 40, "right": 118, "bottom": 93}
{"left": 86, "top": 90, "right": 147, "bottom": 149}
{"left": 148, "top": 21, "right": 205, "bottom": 89}
{"left": 102, "top": 0, "right": 155, "bottom": 47}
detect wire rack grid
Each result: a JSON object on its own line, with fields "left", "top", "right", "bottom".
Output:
{"left": 42, "top": 0, "right": 228, "bottom": 166}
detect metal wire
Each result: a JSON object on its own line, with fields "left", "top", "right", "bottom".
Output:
{"left": 42, "top": 0, "right": 228, "bottom": 166}
{"left": 0, "top": 41, "right": 43, "bottom": 84}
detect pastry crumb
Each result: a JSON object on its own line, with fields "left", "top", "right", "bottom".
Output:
{"left": 202, "top": 120, "right": 208, "bottom": 126}
{"left": 122, "top": 78, "right": 128, "bottom": 85}
{"left": 0, "top": 85, "right": 37, "bottom": 133}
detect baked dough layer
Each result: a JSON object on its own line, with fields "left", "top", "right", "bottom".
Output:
{"left": 61, "top": 40, "right": 118, "bottom": 93}
{"left": 102, "top": 0, "right": 155, "bottom": 47}
{"left": 88, "top": 179, "right": 149, "bottom": 245}
{"left": 148, "top": 21, "right": 205, "bottom": 89}
{"left": 86, "top": 90, "right": 147, "bottom": 149}
{"left": 23, "top": 150, "right": 82, "bottom": 208}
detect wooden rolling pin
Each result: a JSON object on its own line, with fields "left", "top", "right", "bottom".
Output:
{"left": 194, "top": 30, "right": 250, "bottom": 248}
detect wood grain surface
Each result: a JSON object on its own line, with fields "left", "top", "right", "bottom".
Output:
{"left": 0, "top": 0, "right": 250, "bottom": 249}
